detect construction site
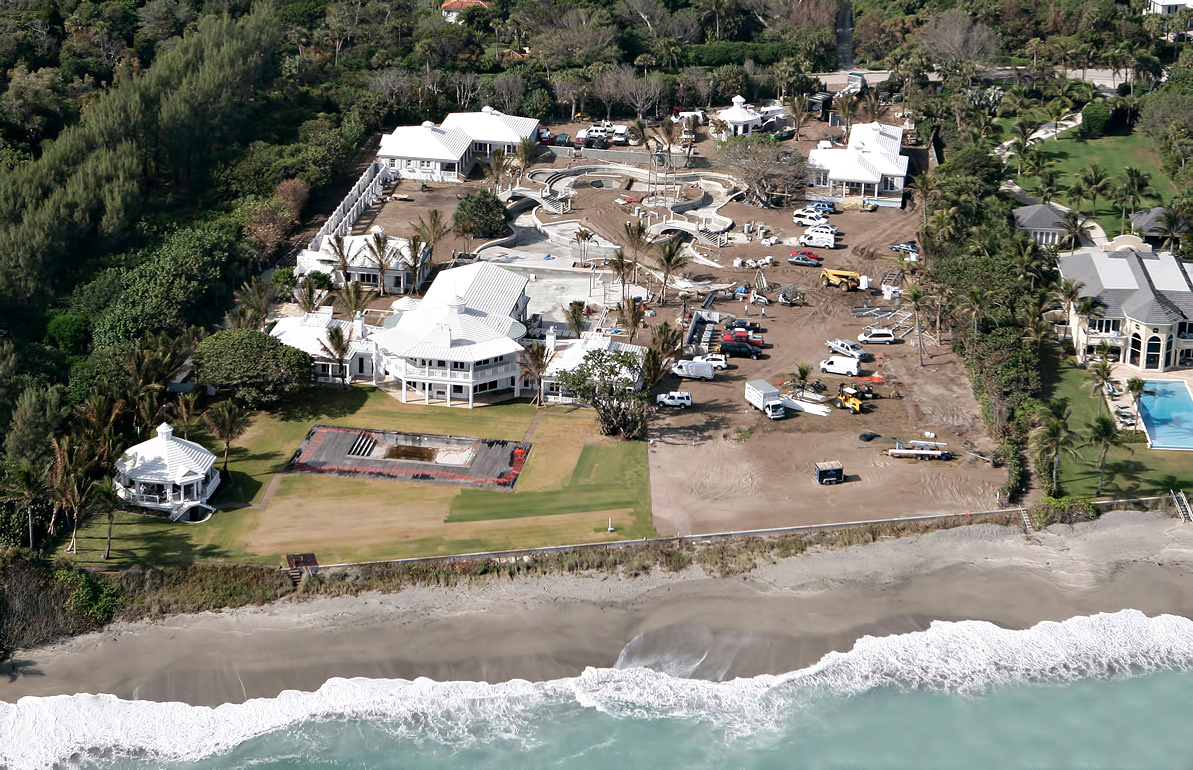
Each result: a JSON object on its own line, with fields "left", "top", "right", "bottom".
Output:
{"left": 327, "top": 126, "right": 1004, "bottom": 537}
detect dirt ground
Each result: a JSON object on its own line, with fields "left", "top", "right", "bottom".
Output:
{"left": 335, "top": 119, "right": 1005, "bottom": 536}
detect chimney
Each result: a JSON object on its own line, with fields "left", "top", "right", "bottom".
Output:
{"left": 353, "top": 311, "right": 365, "bottom": 340}
{"left": 546, "top": 327, "right": 557, "bottom": 350}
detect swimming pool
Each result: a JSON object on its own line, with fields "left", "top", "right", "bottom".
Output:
{"left": 1138, "top": 380, "right": 1193, "bottom": 450}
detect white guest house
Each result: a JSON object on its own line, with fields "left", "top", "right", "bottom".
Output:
{"left": 377, "top": 107, "right": 540, "bottom": 183}
{"left": 114, "top": 423, "right": 219, "bottom": 521}
{"left": 807, "top": 122, "right": 908, "bottom": 202}
{"left": 269, "top": 307, "right": 379, "bottom": 385}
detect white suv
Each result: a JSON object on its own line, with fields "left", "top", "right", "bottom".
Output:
{"left": 694, "top": 353, "right": 730, "bottom": 370}
{"left": 858, "top": 328, "right": 897, "bottom": 344}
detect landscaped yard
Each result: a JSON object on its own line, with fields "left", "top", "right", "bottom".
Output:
{"left": 1017, "top": 130, "right": 1176, "bottom": 238}
{"left": 1048, "top": 356, "right": 1193, "bottom": 498}
{"left": 67, "top": 387, "right": 655, "bottom": 567}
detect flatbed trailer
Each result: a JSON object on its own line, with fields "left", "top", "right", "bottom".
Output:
{"left": 887, "top": 440, "right": 952, "bottom": 460}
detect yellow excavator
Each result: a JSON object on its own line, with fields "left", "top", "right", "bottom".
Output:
{"left": 821, "top": 268, "right": 861, "bottom": 291}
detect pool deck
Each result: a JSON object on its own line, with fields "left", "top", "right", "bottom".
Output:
{"left": 1107, "top": 365, "right": 1193, "bottom": 450}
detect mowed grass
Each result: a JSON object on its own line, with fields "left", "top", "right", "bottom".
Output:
{"left": 1048, "top": 357, "right": 1193, "bottom": 498}
{"left": 69, "top": 388, "right": 654, "bottom": 566}
{"left": 1017, "top": 130, "right": 1176, "bottom": 237}
{"left": 219, "top": 387, "right": 536, "bottom": 506}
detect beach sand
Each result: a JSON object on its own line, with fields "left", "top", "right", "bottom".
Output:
{"left": 5, "top": 511, "right": 1193, "bottom": 707}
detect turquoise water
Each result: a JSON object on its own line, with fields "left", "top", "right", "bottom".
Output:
{"left": 5, "top": 610, "right": 1193, "bottom": 769}
{"left": 1139, "top": 380, "right": 1193, "bottom": 450}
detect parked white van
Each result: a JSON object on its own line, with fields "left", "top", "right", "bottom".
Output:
{"left": 820, "top": 355, "right": 861, "bottom": 377}
{"left": 800, "top": 231, "right": 836, "bottom": 249}
{"left": 673, "top": 110, "right": 706, "bottom": 125}
{"left": 672, "top": 360, "right": 715, "bottom": 381}
{"left": 612, "top": 125, "right": 629, "bottom": 145}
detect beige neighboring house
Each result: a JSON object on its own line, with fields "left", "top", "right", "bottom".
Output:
{"left": 1057, "top": 236, "right": 1193, "bottom": 369}
{"left": 114, "top": 423, "right": 219, "bottom": 522}
{"left": 1014, "top": 203, "right": 1069, "bottom": 247}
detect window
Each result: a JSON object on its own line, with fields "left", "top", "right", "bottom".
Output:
{"left": 443, "top": 163, "right": 456, "bottom": 174}
{"left": 420, "top": 160, "right": 432, "bottom": 169}
{"left": 388, "top": 158, "right": 396, "bottom": 169}
{"left": 437, "top": 360, "right": 446, "bottom": 368}
{"left": 359, "top": 273, "right": 378, "bottom": 285}
{"left": 1147, "top": 335, "right": 1163, "bottom": 369}
{"left": 881, "top": 175, "right": 898, "bottom": 192}
{"left": 811, "top": 170, "right": 829, "bottom": 186}
{"left": 1129, "top": 333, "right": 1142, "bottom": 367}
{"left": 452, "top": 361, "right": 467, "bottom": 370}
{"left": 1088, "top": 319, "right": 1121, "bottom": 334}
{"left": 405, "top": 159, "right": 414, "bottom": 168}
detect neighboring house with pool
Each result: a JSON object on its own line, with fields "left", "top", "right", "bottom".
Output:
{"left": 1057, "top": 236, "right": 1193, "bottom": 371}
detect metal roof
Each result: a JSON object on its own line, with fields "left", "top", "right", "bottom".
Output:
{"left": 440, "top": 107, "right": 539, "bottom": 146}
{"left": 378, "top": 124, "right": 472, "bottom": 162}
{"left": 114, "top": 424, "right": 215, "bottom": 484}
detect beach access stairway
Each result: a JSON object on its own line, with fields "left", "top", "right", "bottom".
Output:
{"left": 1171, "top": 489, "right": 1192, "bottom": 522}
{"left": 1020, "top": 508, "right": 1034, "bottom": 533}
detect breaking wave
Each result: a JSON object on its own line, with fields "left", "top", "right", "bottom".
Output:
{"left": 3, "top": 609, "right": 1192, "bottom": 769}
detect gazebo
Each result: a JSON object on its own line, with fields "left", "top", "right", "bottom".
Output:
{"left": 114, "top": 423, "right": 219, "bottom": 521}
{"left": 715, "top": 95, "right": 762, "bottom": 140}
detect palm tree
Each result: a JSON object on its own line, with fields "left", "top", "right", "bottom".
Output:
{"left": 907, "top": 173, "right": 937, "bottom": 228}
{"left": 654, "top": 238, "right": 689, "bottom": 305}
{"left": 786, "top": 93, "right": 811, "bottom": 140}
{"left": 833, "top": 93, "right": 859, "bottom": 138}
{"left": 515, "top": 137, "right": 540, "bottom": 183}
{"left": 1085, "top": 359, "right": 1114, "bottom": 409}
{"left": 404, "top": 233, "right": 427, "bottom": 294}
{"left": 650, "top": 119, "right": 681, "bottom": 193}
{"left": 485, "top": 148, "right": 511, "bottom": 191}
{"left": 234, "top": 276, "right": 274, "bottom": 330}
{"left": 319, "top": 325, "right": 355, "bottom": 390}
{"left": 627, "top": 118, "right": 650, "bottom": 150}
{"left": 47, "top": 435, "right": 93, "bottom": 554}
{"left": 862, "top": 90, "right": 888, "bottom": 123}
{"left": 76, "top": 391, "right": 126, "bottom": 475}
{"left": 1035, "top": 168, "right": 1060, "bottom": 205}
{"left": 1121, "top": 167, "right": 1153, "bottom": 218}
{"left": 1067, "top": 180, "right": 1088, "bottom": 218}
{"left": 571, "top": 228, "right": 596, "bottom": 267}
{"left": 92, "top": 480, "right": 118, "bottom": 561}
{"left": 1, "top": 461, "right": 47, "bottom": 550}
{"left": 1156, "top": 208, "right": 1185, "bottom": 251}
{"left": 335, "top": 281, "right": 372, "bottom": 316}
{"left": 794, "top": 362, "right": 813, "bottom": 393}
{"left": 168, "top": 392, "right": 201, "bottom": 440}
{"left": 963, "top": 285, "right": 988, "bottom": 341}
{"left": 413, "top": 209, "right": 449, "bottom": 268}
{"left": 204, "top": 401, "right": 251, "bottom": 474}
{"left": 651, "top": 321, "right": 684, "bottom": 361}
{"left": 295, "top": 281, "right": 320, "bottom": 313}
{"left": 621, "top": 220, "right": 651, "bottom": 283}
{"left": 1030, "top": 412, "right": 1078, "bottom": 496}
{"left": 1078, "top": 163, "right": 1109, "bottom": 217}
{"left": 608, "top": 249, "right": 635, "bottom": 305}
{"left": 620, "top": 300, "right": 647, "bottom": 341}
{"left": 904, "top": 285, "right": 928, "bottom": 366}
{"left": 1044, "top": 98, "right": 1069, "bottom": 140}
{"left": 518, "top": 342, "right": 554, "bottom": 407}
{"left": 454, "top": 220, "right": 477, "bottom": 256}
{"left": 1084, "top": 414, "right": 1129, "bottom": 496}
{"left": 360, "top": 233, "right": 394, "bottom": 296}
{"left": 327, "top": 233, "right": 354, "bottom": 287}
{"left": 565, "top": 300, "right": 586, "bottom": 338}
{"left": 1059, "top": 209, "right": 1089, "bottom": 255}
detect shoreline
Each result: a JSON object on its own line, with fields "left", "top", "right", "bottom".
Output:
{"left": 5, "top": 511, "right": 1193, "bottom": 707}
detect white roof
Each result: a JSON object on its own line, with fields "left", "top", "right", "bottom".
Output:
{"left": 440, "top": 107, "right": 540, "bottom": 146}
{"left": 546, "top": 334, "right": 647, "bottom": 377}
{"left": 296, "top": 231, "right": 423, "bottom": 276}
{"left": 808, "top": 122, "right": 908, "bottom": 184}
{"left": 115, "top": 424, "right": 215, "bottom": 484}
{"left": 378, "top": 123, "right": 472, "bottom": 162}
{"left": 270, "top": 307, "right": 372, "bottom": 360}
{"left": 717, "top": 95, "right": 762, "bottom": 126}
{"left": 372, "top": 263, "right": 529, "bottom": 363}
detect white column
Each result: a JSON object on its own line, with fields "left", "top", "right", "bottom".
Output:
{"left": 425, "top": 383, "right": 430, "bottom": 404}
{"left": 401, "top": 376, "right": 408, "bottom": 403}
{"left": 468, "top": 386, "right": 475, "bottom": 408}
{"left": 446, "top": 386, "right": 452, "bottom": 406}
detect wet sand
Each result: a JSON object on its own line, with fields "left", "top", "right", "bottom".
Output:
{"left": 4, "top": 511, "right": 1193, "bottom": 707}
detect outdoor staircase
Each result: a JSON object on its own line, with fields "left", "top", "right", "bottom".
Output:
{"left": 347, "top": 432, "right": 377, "bottom": 457}
{"left": 696, "top": 226, "right": 727, "bottom": 247}
{"left": 1020, "top": 507, "right": 1035, "bottom": 533}
{"left": 286, "top": 568, "right": 304, "bottom": 586}
{"left": 1171, "top": 489, "right": 1192, "bottom": 522}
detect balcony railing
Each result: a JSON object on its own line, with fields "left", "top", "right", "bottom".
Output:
{"left": 388, "top": 362, "right": 519, "bottom": 381}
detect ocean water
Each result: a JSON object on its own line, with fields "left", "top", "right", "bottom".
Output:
{"left": 5, "top": 609, "right": 1193, "bottom": 769}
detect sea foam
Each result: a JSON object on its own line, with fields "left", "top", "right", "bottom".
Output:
{"left": 3, "top": 609, "right": 1192, "bottom": 769}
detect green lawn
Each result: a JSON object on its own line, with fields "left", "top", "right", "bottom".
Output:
{"left": 67, "top": 386, "right": 654, "bottom": 567}
{"left": 1048, "top": 357, "right": 1193, "bottom": 498}
{"left": 1017, "top": 130, "right": 1176, "bottom": 238}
